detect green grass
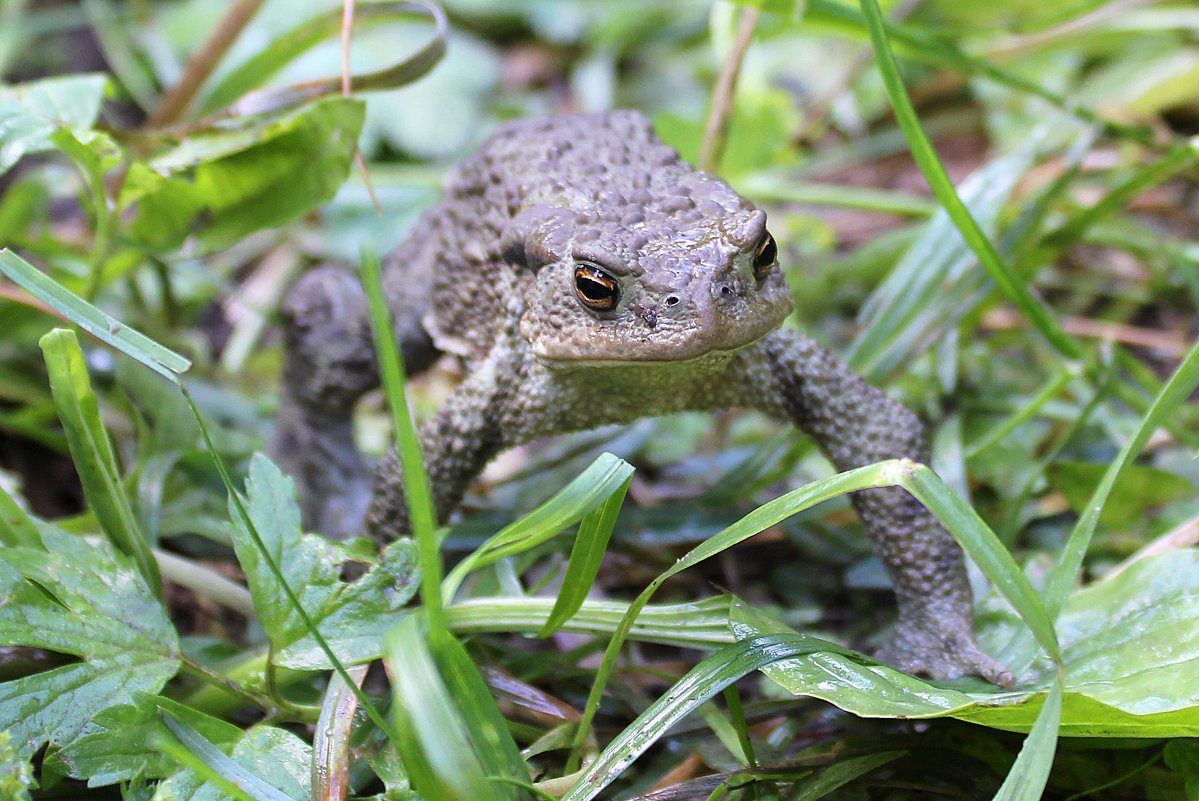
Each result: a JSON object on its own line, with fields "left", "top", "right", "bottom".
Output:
{"left": 1, "top": 1, "right": 1198, "bottom": 799}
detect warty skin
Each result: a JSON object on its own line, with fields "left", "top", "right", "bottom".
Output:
{"left": 271, "top": 110, "right": 1013, "bottom": 686}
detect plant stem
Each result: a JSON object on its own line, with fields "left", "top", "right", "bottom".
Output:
{"left": 145, "top": 0, "right": 268, "bottom": 127}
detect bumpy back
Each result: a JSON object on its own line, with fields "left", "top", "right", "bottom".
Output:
{"left": 424, "top": 111, "right": 749, "bottom": 361}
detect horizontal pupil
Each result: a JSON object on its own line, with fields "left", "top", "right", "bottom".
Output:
{"left": 580, "top": 279, "right": 614, "bottom": 299}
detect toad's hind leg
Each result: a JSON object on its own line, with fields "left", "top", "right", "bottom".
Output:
{"left": 270, "top": 264, "right": 437, "bottom": 539}
{"left": 735, "top": 328, "right": 1013, "bottom": 686}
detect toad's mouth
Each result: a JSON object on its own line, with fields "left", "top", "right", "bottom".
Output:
{"left": 531, "top": 328, "right": 776, "bottom": 369}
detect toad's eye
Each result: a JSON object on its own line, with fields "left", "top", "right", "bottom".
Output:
{"left": 752, "top": 232, "right": 777, "bottom": 281}
{"left": 574, "top": 264, "right": 620, "bottom": 311}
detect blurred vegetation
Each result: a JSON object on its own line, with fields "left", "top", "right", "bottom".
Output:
{"left": 1, "top": 0, "right": 1198, "bottom": 799}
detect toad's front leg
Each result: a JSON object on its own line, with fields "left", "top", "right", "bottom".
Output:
{"left": 737, "top": 328, "right": 1013, "bottom": 686}
{"left": 364, "top": 335, "right": 525, "bottom": 544}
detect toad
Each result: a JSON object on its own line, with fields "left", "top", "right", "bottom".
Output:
{"left": 271, "top": 110, "right": 1011, "bottom": 685}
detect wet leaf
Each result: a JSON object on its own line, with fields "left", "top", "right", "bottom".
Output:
{"left": 230, "top": 454, "right": 420, "bottom": 668}
{"left": 0, "top": 532, "right": 179, "bottom": 758}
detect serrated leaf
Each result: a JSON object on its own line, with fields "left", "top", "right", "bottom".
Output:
{"left": 50, "top": 694, "right": 241, "bottom": 787}
{"left": 231, "top": 454, "right": 420, "bottom": 669}
{"left": 0, "top": 532, "right": 180, "bottom": 758}
{"left": 0, "top": 74, "right": 108, "bottom": 175}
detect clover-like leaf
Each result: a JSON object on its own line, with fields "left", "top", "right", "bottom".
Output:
{"left": 0, "top": 531, "right": 180, "bottom": 758}
{"left": 230, "top": 453, "right": 419, "bottom": 669}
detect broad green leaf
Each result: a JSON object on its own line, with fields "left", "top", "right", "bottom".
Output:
{"left": 653, "top": 89, "right": 800, "bottom": 179}
{"left": 971, "top": 549, "right": 1199, "bottom": 732}
{"left": 728, "top": 601, "right": 978, "bottom": 718}
{"left": 230, "top": 453, "right": 420, "bottom": 668}
{"left": 0, "top": 251, "right": 192, "bottom": 381}
{"left": 0, "top": 73, "right": 107, "bottom": 175}
{"left": 49, "top": 694, "right": 241, "bottom": 786}
{"left": 733, "top": 550, "right": 1199, "bottom": 736}
{"left": 155, "top": 723, "right": 310, "bottom": 801}
{"left": 40, "top": 328, "right": 162, "bottom": 596}
{"left": 0, "top": 532, "right": 180, "bottom": 758}
{"left": 131, "top": 97, "right": 365, "bottom": 250}
{"left": 118, "top": 163, "right": 205, "bottom": 251}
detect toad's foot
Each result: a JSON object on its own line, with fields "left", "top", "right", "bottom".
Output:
{"left": 877, "top": 615, "right": 1015, "bottom": 688}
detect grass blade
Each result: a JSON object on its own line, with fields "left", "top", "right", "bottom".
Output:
{"left": 205, "top": 1, "right": 448, "bottom": 115}
{"left": 804, "top": 0, "right": 1152, "bottom": 145}
{"left": 568, "top": 463, "right": 901, "bottom": 769}
{"left": 537, "top": 472, "right": 631, "bottom": 637}
{"left": 992, "top": 675, "right": 1064, "bottom": 801}
{"left": 430, "top": 629, "right": 528, "bottom": 798}
{"left": 386, "top": 616, "right": 517, "bottom": 801}
{"left": 855, "top": 0, "right": 1084, "bottom": 364}
{"left": 443, "top": 453, "right": 634, "bottom": 600}
{"left": 158, "top": 712, "right": 301, "bottom": 801}
{"left": 1, "top": 249, "right": 191, "bottom": 381}
{"left": 39, "top": 328, "right": 162, "bottom": 598}
{"left": 896, "top": 462, "right": 1061, "bottom": 664}
{"left": 1043, "top": 337, "right": 1199, "bottom": 620}
{"left": 360, "top": 247, "right": 442, "bottom": 625}
{"left": 1044, "top": 143, "right": 1198, "bottom": 253}
{"left": 560, "top": 634, "right": 860, "bottom": 801}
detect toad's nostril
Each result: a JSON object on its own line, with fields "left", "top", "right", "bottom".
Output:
{"left": 665, "top": 295, "right": 681, "bottom": 307}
